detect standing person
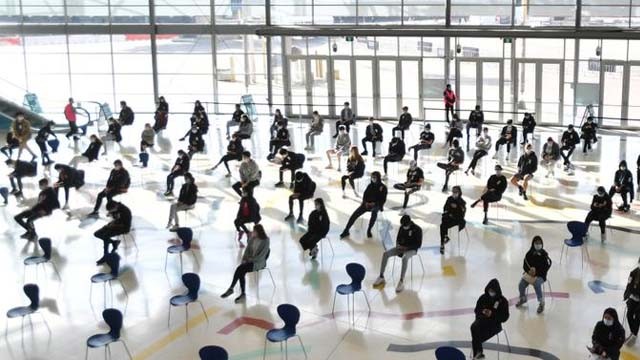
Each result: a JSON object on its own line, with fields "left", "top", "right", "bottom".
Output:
{"left": 439, "top": 186, "right": 466, "bottom": 254}
{"left": 53, "top": 163, "right": 84, "bottom": 210}
{"left": 470, "top": 279, "right": 510, "bottom": 359}
{"left": 609, "top": 160, "right": 634, "bottom": 212}
{"left": 466, "top": 105, "right": 484, "bottom": 150}
{"left": 340, "top": 172, "right": 388, "bottom": 239}
{"left": 521, "top": 112, "right": 536, "bottom": 145}
{"left": 470, "top": 165, "right": 507, "bottom": 225}
{"left": 226, "top": 104, "right": 244, "bottom": 139}
{"left": 510, "top": 143, "right": 538, "bottom": 201}
{"left": 383, "top": 137, "right": 406, "bottom": 180}
{"left": 623, "top": 258, "right": 640, "bottom": 347}
{"left": 35, "top": 120, "right": 56, "bottom": 166}
{"left": 12, "top": 112, "right": 36, "bottom": 161}
{"left": 465, "top": 127, "right": 492, "bottom": 176}
{"left": 64, "top": 97, "right": 78, "bottom": 139}
{"left": 305, "top": 111, "right": 324, "bottom": 150}
{"left": 165, "top": 150, "right": 190, "bottom": 197}
{"left": 408, "top": 123, "right": 434, "bottom": 161}
{"left": 89, "top": 160, "right": 130, "bottom": 216}
{"left": 372, "top": 215, "right": 423, "bottom": 293}
{"left": 6, "top": 159, "right": 37, "bottom": 197}
{"left": 392, "top": 106, "right": 412, "bottom": 140}
{"left": 234, "top": 189, "right": 262, "bottom": 247}
{"left": 153, "top": 96, "right": 169, "bottom": 132}
{"left": 560, "top": 124, "right": 580, "bottom": 174}
{"left": 588, "top": 308, "right": 625, "bottom": 360}
{"left": 341, "top": 146, "right": 365, "bottom": 198}
{"left": 284, "top": 171, "right": 316, "bottom": 223}
{"left": 270, "top": 109, "right": 285, "bottom": 138}
{"left": 325, "top": 125, "right": 351, "bottom": 171}
{"left": 234, "top": 114, "right": 253, "bottom": 140}
{"left": 69, "top": 135, "right": 102, "bottom": 168}
{"left": 393, "top": 160, "right": 424, "bottom": 210}
{"left": 93, "top": 200, "right": 131, "bottom": 265}
{"left": 299, "top": 198, "right": 330, "bottom": 260}
{"left": 515, "top": 236, "right": 552, "bottom": 314}
{"left": 540, "top": 137, "right": 561, "bottom": 178}
{"left": 267, "top": 121, "right": 291, "bottom": 161}
{"left": 166, "top": 172, "right": 197, "bottom": 231}
{"left": 232, "top": 151, "right": 261, "bottom": 197}
{"left": 221, "top": 224, "right": 270, "bottom": 303}
{"left": 493, "top": 119, "right": 517, "bottom": 161}
{"left": 275, "top": 148, "right": 305, "bottom": 188}
{"left": 437, "top": 139, "right": 464, "bottom": 192}
{"left": 118, "top": 100, "right": 134, "bottom": 126}
{"left": 581, "top": 116, "right": 598, "bottom": 154}
{"left": 0, "top": 131, "right": 20, "bottom": 159}
{"left": 14, "top": 178, "right": 59, "bottom": 241}
{"left": 334, "top": 102, "right": 354, "bottom": 137}
{"left": 361, "top": 117, "right": 383, "bottom": 157}
{"left": 443, "top": 84, "right": 457, "bottom": 124}
{"left": 140, "top": 123, "right": 155, "bottom": 152}
{"left": 585, "top": 186, "right": 612, "bottom": 242}
{"left": 211, "top": 133, "right": 243, "bottom": 177}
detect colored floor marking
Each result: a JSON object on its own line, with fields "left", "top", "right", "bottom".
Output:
{"left": 133, "top": 306, "right": 220, "bottom": 360}
{"left": 442, "top": 265, "right": 456, "bottom": 277}
{"left": 217, "top": 316, "right": 274, "bottom": 335}
{"left": 622, "top": 350, "right": 640, "bottom": 360}
{"left": 387, "top": 340, "right": 560, "bottom": 359}
{"left": 588, "top": 280, "right": 625, "bottom": 294}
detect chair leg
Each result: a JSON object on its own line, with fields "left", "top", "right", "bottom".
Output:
{"left": 418, "top": 254, "right": 426, "bottom": 274}
{"left": 297, "top": 335, "right": 308, "bottom": 359}
{"left": 185, "top": 304, "right": 189, "bottom": 332}
{"left": 50, "top": 261, "right": 62, "bottom": 280}
{"left": 198, "top": 301, "right": 209, "bottom": 323}
{"left": 38, "top": 312, "right": 51, "bottom": 335}
{"left": 191, "top": 251, "right": 200, "bottom": 268}
{"left": 361, "top": 290, "right": 371, "bottom": 313}
{"left": 331, "top": 291, "right": 337, "bottom": 315}
{"left": 164, "top": 252, "right": 169, "bottom": 271}
{"left": 167, "top": 303, "right": 171, "bottom": 327}
{"left": 327, "top": 238, "right": 335, "bottom": 256}
{"left": 266, "top": 268, "right": 276, "bottom": 289}
{"left": 85, "top": 346, "right": 89, "bottom": 360}
{"left": 179, "top": 253, "right": 184, "bottom": 274}
{"left": 120, "top": 340, "right": 134, "bottom": 360}
{"left": 107, "top": 344, "right": 112, "bottom": 360}
{"left": 23, "top": 264, "right": 27, "bottom": 284}
{"left": 503, "top": 329, "right": 511, "bottom": 352}
{"left": 262, "top": 337, "right": 268, "bottom": 360}
{"left": 117, "top": 279, "right": 129, "bottom": 300}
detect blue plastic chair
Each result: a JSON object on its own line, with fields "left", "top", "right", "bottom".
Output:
{"left": 23, "top": 238, "right": 61, "bottom": 282}
{"left": 435, "top": 346, "right": 465, "bottom": 360}
{"left": 164, "top": 227, "right": 199, "bottom": 273}
{"left": 5, "top": 284, "right": 51, "bottom": 336}
{"left": 262, "top": 304, "right": 308, "bottom": 359}
{"left": 199, "top": 345, "right": 228, "bottom": 360}
{"left": 90, "top": 253, "right": 128, "bottom": 308}
{"left": 85, "top": 308, "right": 133, "bottom": 360}
{"left": 168, "top": 273, "right": 209, "bottom": 332}
{"left": 560, "top": 221, "right": 590, "bottom": 268}
{"left": 0, "top": 187, "right": 8, "bottom": 204}
{"left": 331, "top": 263, "right": 371, "bottom": 324}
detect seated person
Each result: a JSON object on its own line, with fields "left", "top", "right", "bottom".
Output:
{"left": 275, "top": 148, "right": 305, "bottom": 188}
{"left": 515, "top": 236, "right": 552, "bottom": 314}
{"left": 608, "top": 160, "right": 634, "bottom": 212}
{"left": 268, "top": 121, "right": 291, "bottom": 161}
{"left": 226, "top": 104, "right": 244, "bottom": 139}
{"left": 408, "top": 123, "right": 434, "bottom": 161}
{"left": 372, "top": 215, "right": 422, "bottom": 293}
{"left": 588, "top": 308, "right": 625, "bottom": 360}
{"left": 470, "top": 165, "right": 507, "bottom": 225}
{"left": 560, "top": 124, "right": 580, "bottom": 173}
{"left": 540, "top": 137, "right": 561, "bottom": 178}
{"left": 393, "top": 160, "right": 424, "bottom": 210}
{"left": 510, "top": 143, "right": 537, "bottom": 201}
{"left": 53, "top": 163, "right": 84, "bottom": 209}
{"left": 305, "top": 111, "right": 323, "bottom": 150}
{"left": 383, "top": 137, "right": 406, "bottom": 179}
{"left": 326, "top": 125, "right": 351, "bottom": 171}
{"left": 361, "top": 117, "right": 383, "bottom": 157}
{"left": 211, "top": 133, "right": 243, "bottom": 177}
{"left": 466, "top": 105, "right": 484, "bottom": 150}
{"left": 334, "top": 102, "right": 354, "bottom": 137}
{"left": 166, "top": 172, "right": 198, "bottom": 231}
{"left": 341, "top": 146, "right": 365, "bottom": 198}
{"left": 439, "top": 186, "right": 465, "bottom": 254}
{"left": 624, "top": 259, "right": 640, "bottom": 347}
{"left": 102, "top": 117, "right": 123, "bottom": 155}
{"left": 14, "top": 178, "right": 59, "bottom": 241}
{"left": 118, "top": 100, "right": 135, "bottom": 126}
{"left": 186, "top": 126, "right": 205, "bottom": 158}
{"left": 6, "top": 159, "right": 37, "bottom": 197}
{"left": 270, "top": 109, "right": 285, "bottom": 138}
{"left": 284, "top": 171, "right": 316, "bottom": 223}
{"left": 299, "top": 198, "right": 330, "bottom": 260}
{"left": 470, "top": 279, "right": 509, "bottom": 359}
{"left": 437, "top": 139, "right": 464, "bottom": 192}
{"left": 0, "top": 131, "right": 20, "bottom": 159}
{"left": 234, "top": 189, "right": 261, "bottom": 247}
{"left": 93, "top": 200, "right": 132, "bottom": 265}
{"left": 140, "top": 123, "right": 155, "bottom": 152}
{"left": 89, "top": 160, "right": 130, "bottom": 216}
{"left": 69, "top": 135, "right": 102, "bottom": 168}
{"left": 581, "top": 116, "right": 598, "bottom": 154}
{"left": 585, "top": 186, "right": 612, "bottom": 242}
{"left": 521, "top": 112, "right": 536, "bottom": 145}
{"left": 165, "top": 150, "right": 190, "bottom": 197}
{"left": 392, "top": 106, "right": 412, "bottom": 140}
{"left": 221, "top": 224, "right": 270, "bottom": 304}
{"left": 234, "top": 114, "right": 253, "bottom": 140}
{"left": 465, "top": 127, "right": 491, "bottom": 175}
{"left": 493, "top": 119, "right": 517, "bottom": 161}
{"left": 445, "top": 114, "right": 463, "bottom": 147}
{"left": 232, "top": 151, "right": 261, "bottom": 197}
{"left": 340, "top": 172, "right": 387, "bottom": 239}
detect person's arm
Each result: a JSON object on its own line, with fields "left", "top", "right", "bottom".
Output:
{"left": 496, "top": 298, "right": 509, "bottom": 323}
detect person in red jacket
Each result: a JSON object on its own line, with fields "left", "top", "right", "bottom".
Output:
{"left": 443, "top": 84, "right": 457, "bottom": 124}
{"left": 64, "top": 97, "right": 78, "bottom": 139}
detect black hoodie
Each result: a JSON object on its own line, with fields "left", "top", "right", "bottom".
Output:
{"left": 523, "top": 240, "right": 552, "bottom": 281}
{"left": 178, "top": 182, "right": 198, "bottom": 206}
{"left": 624, "top": 267, "right": 640, "bottom": 302}
{"left": 590, "top": 192, "right": 612, "bottom": 219}
{"left": 561, "top": 129, "right": 580, "bottom": 147}
{"left": 293, "top": 173, "right": 316, "bottom": 198}
{"left": 396, "top": 222, "right": 422, "bottom": 251}
{"left": 591, "top": 308, "right": 625, "bottom": 360}
{"left": 388, "top": 139, "right": 406, "bottom": 157}
{"left": 308, "top": 209, "right": 330, "bottom": 238}
{"left": 474, "top": 279, "right": 509, "bottom": 326}
{"left": 613, "top": 161, "right": 634, "bottom": 194}
{"left": 517, "top": 151, "right": 538, "bottom": 175}
{"left": 363, "top": 181, "right": 388, "bottom": 208}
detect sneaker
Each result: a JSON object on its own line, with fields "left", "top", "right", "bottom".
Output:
{"left": 169, "top": 225, "right": 179, "bottom": 232}
{"left": 624, "top": 205, "right": 631, "bottom": 213}
{"left": 441, "top": 185, "right": 448, "bottom": 192}
{"left": 274, "top": 181, "right": 285, "bottom": 188}
{"left": 342, "top": 192, "right": 347, "bottom": 199}
{"left": 310, "top": 246, "right": 319, "bottom": 260}
{"left": 325, "top": 165, "right": 333, "bottom": 169}
{"left": 523, "top": 192, "right": 528, "bottom": 201}
{"left": 284, "top": 214, "right": 294, "bottom": 221}
{"left": 470, "top": 201, "right": 478, "bottom": 208}
{"left": 340, "top": 231, "right": 350, "bottom": 239}
{"left": 225, "top": 173, "right": 231, "bottom": 178}
{"left": 87, "top": 211, "right": 99, "bottom": 218}
{"left": 618, "top": 205, "right": 626, "bottom": 211}
{"left": 537, "top": 302, "right": 545, "bottom": 314}
{"left": 164, "top": 191, "right": 173, "bottom": 197}
{"left": 492, "top": 154, "right": 498, "bottom": 160}
{"left": 382, "top": 174, "right": 388, "bottom": 180}
{"left": 221, "top": 288, "right": 233, "bottom": 298}
{"left": 361, "top": 151, "right": 369, "bottom": 156}
{"left": 367, "top": 230, "right": 373, "bottom": 238}
{"left": 96, "top": 256, "right": 107, "bottom": 265}
{"left": 289, "top": 183, "right": 294, "bottom": 189}
{"left": 234, "top": 293, "right": 246, "bottom": 304}
{"left": 482, "top": 216, "right": 488, "bottom": 225}
{"left": 166, "top": 222, "right": 172, "bottom": 229}
{"left": 353, "top": 190, "right": 359, "bottom": 198}
{"left": 518, "top": 186, "right": 523, "bottom": 196}
{"left": 296, "top": 216, "right": 304, "bottom": 224}
{"left": 10, "top": 188, "right": 19, "bottom": 195}
{"left": 62, "top": 204, "right": 70, "bottom": 210}
{"left": 443, "top": 235, "right": 450, "bottom": 244}
{"left": 473, "top": 353, "right": 485, "bottom": 359}
{"left": 337, "top": 167, "right": 341, "bottom": 172}
{"left": 19, "top": 232, "right": 31, "bottom": 239}
{"left": 515, "top": 298, "right": 527, "bottom": 308}
{"left": 395, "top": 280, "right": 404, "bottom": 293}
{"left": 470, "top": 169, "right": 475, "bottom": 176}
{"left": 14, "top": 191, "right": 23, "bottom": 198}
{"left": 373, "top": 276, "right": 386, "bottom": 287}
{"left": 625, "top": 334, "right": 637, "bottom": 347}
{"left": 439, "top": 246, "right": 444, "bottom": 255}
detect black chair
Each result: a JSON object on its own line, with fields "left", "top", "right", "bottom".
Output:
{"left": 23, "top": 237, "right": 61, "bottom": 282}
{"left": 85, "top": 308, "right": 133, "bottom": 360}
{"left": 199, "top": 345, "right": 229, "bottom": 360}
{"left": 90, "top": 253, "right": 128, "bottom": 308}
{"left": 164, "top": 227, "right": 199, "bottom": 273}
{"left": 168, "top": 273, "right": 209, "bottom": 332}
{"left": 5, "top": 284, "right": 51, "bottom": 336}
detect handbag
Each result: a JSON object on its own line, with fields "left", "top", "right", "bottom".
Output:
{"left": 47, "top": 138, "right": 60, "bottom": 153}
{"left": 522, "top": 273, "right": 537, "bottom": 285}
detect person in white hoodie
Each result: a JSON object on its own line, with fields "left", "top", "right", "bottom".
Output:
{"left": 232, "top": 151, "right": 261, "bottom": 197}
{"left": 326, "top": 125, "right": 351, "bottom": 171}
{"left": 305, "top": 111, "right": 324, "bottom": 150}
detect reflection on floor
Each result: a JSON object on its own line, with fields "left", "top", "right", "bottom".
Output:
{"left": 1, "top": 115, "right": 640, "bottom": 360}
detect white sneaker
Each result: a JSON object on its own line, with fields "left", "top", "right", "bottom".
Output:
{"left": 373, "top": 276, "right": 385, "bottom": 287}
{"left": 626, "top": 334, "right": 637, "bottom": 347}
{"left": 395, "top": 280, "right": 404, "bottom": 293}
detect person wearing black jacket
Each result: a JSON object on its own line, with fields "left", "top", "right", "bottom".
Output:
{"left": 393, "top": 160, "right": 424, "bottom": 210}
{"left": 211, "top": 133, "right": 243, "bottom": 177}
{"left": 299, "top": 198, "right": 330, "bottom": 259}
{"left": 408, "top": 123, "right": 435, "bottom": 161}
{"left": 585, "top": 186, "right": 613, "bottom": 242}
{"left": 383, "top": 137, "right": 406, "bottom": 179}
{"left": 89, "top": 160, "right": 130, "bottom": 216}
{"left": 466, "top": 105, "right": 484, "bottom": 149}
{"left": 118, "top": 100, "right": 134, "bottom": 125}
{"left": 334, "top": 102, "right": 354, "bottom": 137}
{"left": 445, "top": 114, "right": 463, "bottom": 147}
{"left": 510, "top": 143, "right": 537, "bottom": 201}
{"left": 186, "top": 126, "right": 205, "bottom": 158}
{"left": 6, "top": 159, "right": 37, "bottom": 197}
{"left": 624, "top": 259, "right": 640, "bottom": 346}
{"left": 372, "top": 215, "right": 422, "bottom": 293}
{"left": 515, "top": 236, "right": 552, "bottom": 314}
{"left": 166, "top": 172, "right": 197, "bottom": 231}
{"left": 234, "top": 189, "right": 261, "bottom": 247}
{"left": 589, "top": 308, "right": 625, "bottom": 360}
{"left": 53, "top": 163, "right": 84, "bottom": 209}
{"left": 581, "top": 116, "right": 598, "bottom": 154}
{"left": 340, "top": 172, "right": 387, "bottom": 239}
{"left": 153, "top": 96, "right": 169, "bottom": 132}
{"left": 14, "top": 178, "right": 59, "bottom": 241}
{"left": 560, "top": 124, "right": 580, "bottom": 172}
{"left": 439, "top": 186, "right": 466, "bottom": 254}
{"left": 521, "top": 112, "right": 536, "bottom": 145}
{"left": 226, "top": 104, "right": 244, "bottom": 139}
{"left": 35, "top": 121, "right": 56, "bottom": 165}
{"left": 271, "top": 109, "right": 285, "bottom": 138}
{"left": 0, "top": 131, "right": 20, "bottom": 159}
{"left": 94, "top": 200, "right": 131, "bottom": 265}
{"left": 102, "top": 117, "right": 123, "bottom": 155}
{"left": 465, "top": 127, "right": 491, "bottom": 175}
{"left": 69, "top": 135, "right": 102, "bottom": 168}
{"left": 609, "top": 160, "right": 634, "bottom": 212}
{"left": 275, "top": 148, "right": 305, "bottom": 188}
{"left": 540, "top": 137, "right": 561, "bottom": 178}
{"left": 193, "top": 100, "right": 205, "bottom": 116}
{"left": 267, "top": 121, "right": 291, "bottom": 161}
{"left": 285, "top": 171, "right": 316, "bottom": 223}
{"left": 470, "top": 279, "right": 510, "bottom": 359}
{"left": 493, "top": 119, "right": 517, "bottom": 161}
{"left": 437, "top": 139, "right": 464, "bottom": 192}
{"left": 361, "top": 117, "right": 383, "bottom": 157}
{"left": 165, "top": 150, "right": 190, "bottom": 197}
{"left": 342, "top": 147, "right": 365, "bottom": 197}
{"left": 471, "top": 165, "right": 507, "bottom": 225}
{"left": 392, "top": 106, "right": 412, "bottom": 140}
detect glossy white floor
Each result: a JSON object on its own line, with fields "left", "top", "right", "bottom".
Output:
{"left": 1, "top": 114, "right": 640, "bottom": 360}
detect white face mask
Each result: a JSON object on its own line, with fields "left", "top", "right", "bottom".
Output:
{"left": 315, "top": 205, "right": 322, "bottom": 211}
{"left": 534, "top": 244, "right": 543, "bottom": 251}
{"left": 604, "top": 318, "right": 614, "bottom": 326}
{"left": 403, "top": 225, "right": 410, "bottom": 230}
{"left": 452, "top": 193, "right": 460, "bottom": 199}
{"left": 488, "top": 290, "right": 497, "bottom": 297}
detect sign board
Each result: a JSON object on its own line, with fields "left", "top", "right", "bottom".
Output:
{"left": 241, "top": 94, "right": 257, "bottom": 120}
{"left": 23, "top": 93, "right": 42, "bottom": 113}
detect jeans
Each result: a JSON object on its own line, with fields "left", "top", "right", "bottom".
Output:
{"left": 470, "top": 318, "right": 501, "bottom": 357}
{"left": 232, "top": 180, "right": 259, "bottom": 197}
{"left": 342, "top": 173, "right": 363, "bottom": 191}
{"left": 94, "top": 225, "right": 128, "bottom": 256}
{"left": 168, "top": 202, "right": 194, "bottom": 227}
{"left": 288, "top": 194, "right": 312, "bottom": 217}
{"left": 383, "top": 154, "right": 404, "bottom": 174}
{"left": 9, "top": 175, "right": 24, "bottom": 192}
{"left": 585, "top": 211, "right": 608, "bottom": 234}
{"left": 518, "top": 276, "right": 545, "bottom": 302}
{"left": 561, "top": 145, "right": 575, "bottom": 165}
{"left": 361, "top": 138, "right": 379, "bottom": 156}
{"left": 306, "top": 130, "right": 322, "bottom": 147}
{"left": 627, "top": 298, "right": 640, "bottom": 336}
{"left": 379, "top": 247, "right": 416, "bottom": 281}
{"left": 393, "top": 184, "right": 420, "bottom": 208}
{"left": 166, "top": 171, "right": 184, "bottom": 193}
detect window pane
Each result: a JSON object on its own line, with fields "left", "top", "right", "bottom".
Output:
{"left": 516, "top": 0, "right": 576, "bottom": 26}
{"left": 450, "top": 0, "right": 512, "bottom": 26}
{"left": 403, "top": 1, "right": 446, "bottom": 25}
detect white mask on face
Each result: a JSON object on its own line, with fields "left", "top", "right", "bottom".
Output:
{"left": 315, "top": 205, "right": 321, "bottom": 211}
{"left": 604, "top": 318, "right": 614, "bottom": 326}
{"left": 488, "top": 290, "right": 497, "bottom": 297}
{"left": 534, "top": 244, "right": 543, "bottom": 251}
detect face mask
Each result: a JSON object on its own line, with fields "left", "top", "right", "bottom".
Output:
{"left": 526, "top": 149, "right": 532, "bottom": 154}
{"left": 452, "top": 193, "right": 460, "bottom": 199}
{"left": 488, "top": 290, "right": 497, "bottom": 297}
{"left": 315, "top": 205, "right": 322, "bottom": 211}
{"left": 547, "top": 142, "right": 553, "bottom": 147}
{"left": 621, "top": 167, "right": 627, "bottom": 171}
{"left": 598, "top": 192, "right": 605, "bottom": 197}
{"left": 534, "top": 244, "right": 543, "bottom": 251}
{"left": 604, "top": 318, "right": 614, "bottom": 326}
{"left": 372, "top": 178, "right": 379, "bottom": 184}
{"left": 403, "top": 225, "right": 410, "bottom": 230}
{"left": 39, "top": 186, "right": 46, "bottom": 191}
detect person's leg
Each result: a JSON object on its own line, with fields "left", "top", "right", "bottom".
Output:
{"left": 402, "top": 191, "right": 410, "bottom": 209}
{"left": 9, "top": 175, "right": 17, "bottom": 192}
{"left": 222, "top": 156, "right": 231, "bottom": 174}
{"left": 305, "top": 130, "right": 311, "bottom": 147}
{"left": 232, "top": 182, "right": 242, "bottom": 197}
{"left": 383, "top": 157, "right": 389, "bottom": 174}
{"left": 342, "top": 205, "right": 366, "bottom": 234}
{"left": 166, "top": 173, "right": 174, "bottom": 192}
{"left": 518, "top": 278, "right": 528, "bottom": 301}
{"left": 298, "top": 197, "right": 305, "bottom": 218}
{"left": 443, "top": 168, "right": 452, "bottom": 188}
{"left": 622, "top": 189, "right": 630, "bottom": 208}
{"left": 399, "top": 250, "right": 416, "bottom": 281}
{"left": 567, "top": 146, "right": 575, "bottom": 163}
{"left": 15, "top": 176, "right": 23, "bottom": 193}
{"left": 349, "top": 175, "right": 356, "bottom": 190}
{"left": 341, "top": 175, "right": 348, "bottom": 191}
{"left": 379, "top": 248, "right": 399, "bottom": 277}
{"left": 628, "top": 299, "right": 640, "bottom": 336}
{"left": 598, "top": 217, "right": 607, "bottom": 235}
{"left": 288, "top": 195, "right": 294, "bottom": 215}
{"left": 361, "top": 138, "right": 368, "bottom": 153}
{"left": 533, "top": 277, "right": 545, "bottom": 303}
{"left": 63, "top": 185, "right": 70, "bottom": 205}
{"left": 228, "top": 262, "right": 252, "bottom": 291}
{"left": 168, "top": 203, "right": 178, "bottom": 226}
{"left": 470, "top": 320, "right": 482, "bottom": 356}
{"left": 93, "top": 190, "right": 107, "bottom": 213}
{"left": 326, "top": 150, "right": 333, "bottom": 168}
{"left": 14, "top": 210, "right": 33, "bottom": 231}
{"left": 367, "top": 206, "right": 379, "bottom": 234}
